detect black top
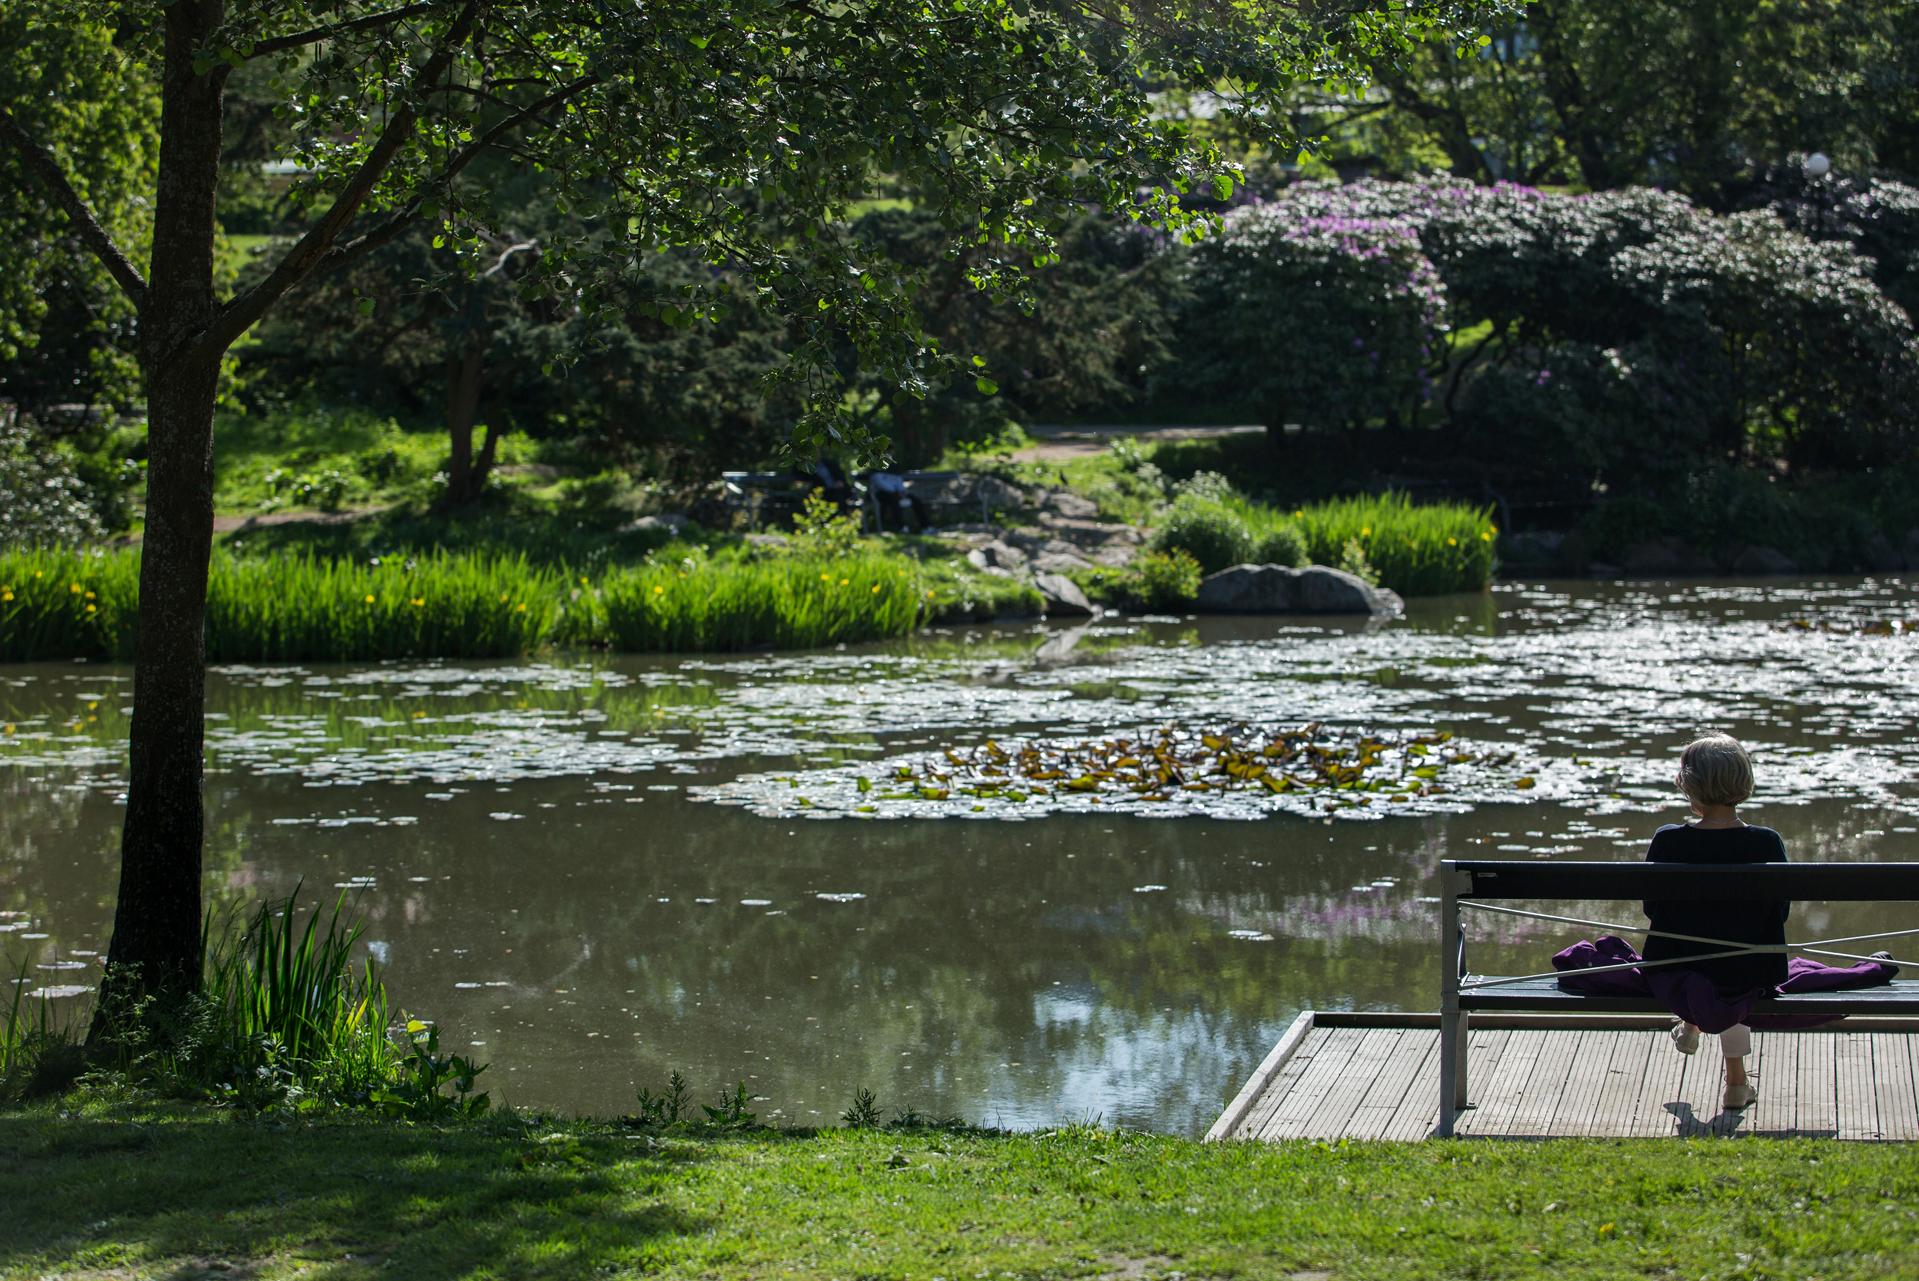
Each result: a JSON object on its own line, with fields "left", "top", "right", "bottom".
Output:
{"left": 1641, "top": 823, "right": 1790, "bottom": 993}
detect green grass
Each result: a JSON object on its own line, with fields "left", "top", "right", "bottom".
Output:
{"left": 3, "top": 1102, "right": 1917, "bottom": 1280}
{"left": 1267, "top": 491, "right": 1498, "bottom": 596}
{"left": 210, "top": 404, "right": 541, "bottom": 515}
{"left": 1, "top": 543, "right": 1021, "bottom": 661}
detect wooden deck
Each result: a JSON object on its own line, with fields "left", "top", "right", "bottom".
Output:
{"left": 1209, "top": 1013, "right": 1919, "bottom": 1141}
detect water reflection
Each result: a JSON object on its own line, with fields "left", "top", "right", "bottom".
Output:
{"left": 3, "top": 577, "right": 1915, "bottom": 1133}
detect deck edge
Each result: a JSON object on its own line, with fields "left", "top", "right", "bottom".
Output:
{"left": 1206, "top": 1010, "right": 1316, "bottom": 1141}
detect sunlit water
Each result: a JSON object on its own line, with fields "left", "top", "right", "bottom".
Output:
{"left": 4, "top": 577, "right": 1915, "bottom": 1134}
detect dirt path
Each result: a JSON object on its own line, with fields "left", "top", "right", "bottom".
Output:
{"left": 1010, "top": 423, "right": 1265, "bottom": 463}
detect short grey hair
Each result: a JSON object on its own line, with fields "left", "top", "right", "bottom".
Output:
{"left": 1678, "top": 735, "right": 1754, "bottom": 807}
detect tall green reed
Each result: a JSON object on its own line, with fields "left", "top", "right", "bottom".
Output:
{"left": 1228, "top": 492, "right": 1497, "bottom": 595}
{"left": 588, "top": 553, "right": 927, "bottom": 652}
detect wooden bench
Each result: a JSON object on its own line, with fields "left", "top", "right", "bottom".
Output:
{"left": 1438, "top": 859, "right": 1919, "bottom": 1136}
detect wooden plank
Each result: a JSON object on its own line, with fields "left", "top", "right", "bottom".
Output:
{"left": 1870, "top": 1033, "right": 1918, "bottom": 1141}
{"left": 1255, "top": 1026, "right": 1370, "bottom": 1140}
{"left": 1795, "top": 1034, "right": 1839, "bottom": 1136}
{"left": 1670, "top": 1034, "right": 1729, "bottom": 1137}
{"left": 1549, "top": 1029, "right": 1618, "bottom": 1136}
{"left": 1469, "top": 1028, "right": 1547, "bottom": 1137}
{"left": 1299, "top": 1028, "right": 1406, "bottom": 1139}
{"left": 1208, "top": 1011, "right": 1316, "bottom": 1141}
{"left": 1386, "top": 1028, "right": 1511, "bottom": 1141}
{"left": 1236, "top": 1027, "right": 1328, "bottom": 1139}
{"left": 1586, "top": 1029, "right": 1655, "bottom": 1138}
{"left": 1630, "top": 1024, "right": 1690, "bottom": 1136}
{"left": 1751, "top": 1031, "right": 1798, "bottom": 1136}
{"left": 1503, "top": 1030, "right": 1585, "bottom": 1137}
{"left": 1836, "top": 1032, "right": 1878, "bottom": 1141}
{"left": 1346, "top": 1030, "right": 1441, "bottom": 1140}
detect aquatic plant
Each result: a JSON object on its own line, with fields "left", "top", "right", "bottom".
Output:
{"left": 873, "top": 723, "right": 1511, "bottom": 806}
{"left": 590, "top": 553, "right": 927, "bottom": 651}
{"left": 1257, "top": 492, "right": 1497, "bottom": 595}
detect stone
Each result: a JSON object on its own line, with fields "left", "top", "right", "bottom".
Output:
{"left": 742, "top": 531, "right": 790, "bottom": 549}
{"left": 1033, "top": 572, "right": 1095, "bottom": 617}
{"left": 1031, "top": 550, "right": 1095, "bottom": 574}
{"left": 621, "top": 513, "right": 691, "bottom": 535}
{"left": 965, "top": 539, "right": 1028, "bottom": 573}
{"left": 1501, "top": 530, "right": 1565, "bottom": 568}
{"left": 1903, "top": 527, "right": 1919, "bottom": 567}
{"left": 1619, "top": 538, "right": 1716, "bottom": 576}
{"left": 1729, "top": 544, "right": 1800, "bottom": 575}
{"left": 1195, "top": 564, "right": 1401, "bottom": 616}
{"left": 1039, "top": 489, "right": 1101, "bottom": 520}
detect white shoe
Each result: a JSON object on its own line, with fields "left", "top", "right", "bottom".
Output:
{"left": 1724, "top": 1082, "right": 1757, "bottom": 1110}
{"left": 1670, "top": 1022, "right": 1700, "bottom": 1055}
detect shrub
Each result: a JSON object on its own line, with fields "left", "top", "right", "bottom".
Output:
{"left": 1122, "top": 549, "right": 1203, "bottom": 612}
{"left": 1148, "top": 494, "right": 1255, "bottom": 573}
{"left": 1252, "top": 522, "right": 1308, "bottom": 568}
{"left": 1171, "top": 194, "right": 1447, "bottom": 431}
{"left": 0, "top": 412, "right": 108, "bottom": 548}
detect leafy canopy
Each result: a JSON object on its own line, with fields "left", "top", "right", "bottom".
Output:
{"left": 6, "top": 0, "right": 1495, "bottom": 456}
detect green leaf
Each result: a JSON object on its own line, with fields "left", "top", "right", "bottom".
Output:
{"left": 1211, "top": 174, "right": 1235, "bottom": 201}
{"left": 974, "top": 376, "right": 998, "bottom": 395}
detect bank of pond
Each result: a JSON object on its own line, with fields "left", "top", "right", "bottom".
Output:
{"left": 0, "top": 493, "right": 1496, "bottom": 663}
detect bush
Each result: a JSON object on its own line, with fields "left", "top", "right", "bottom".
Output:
{"left": 1170, "top": 192, "right": 1447, "bottom": 431}
{"left": 0, "top": 411, "right": 108, "bottom": 548}
{"left": 1252, "top": 522, "right": 1308, "bottom": 568}
{"left": 1148, "top": 494, "right": 1255, "bottom": 573}
{"left": 1120, "top": 549, "right": 1203, "bottom": 612}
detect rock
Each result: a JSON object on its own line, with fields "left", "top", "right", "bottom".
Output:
{"left": 1501, "top": 530, "right": 1565, "bottom": 568}
{"left": 965, "top": 539, "right": 1028, "bottom": 573}
{"left": 1039, "top": 489, "right": 1101, "bottom": 521}
{"left": 1903, "top": 527, "right": 1919, "bottom": 568}
{"left": 621, "top": 513, "right": 691, "bottom": 535}
{"left": 1033, "top": 572, "right": 1095, "bottom": 618}
{"left": 1031, "top": 550, "right": 1095, "bottom": 574}
{"left": 743, "top": 531, "right": 790, "bottom": 549}
{"left": 1729, "top": 544, "right": 1800, "bottom": 576}
{"left": 1863, "top": 534, "right": 1906, "bottom": 572}
{"left": 1195, "top": 564, "right": 1401, "bottom": 616}
{"left": 1619, "top": 538, "right": 1715, "bottom": 576}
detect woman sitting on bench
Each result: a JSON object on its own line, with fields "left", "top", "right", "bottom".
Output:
{"left": 1642, "top": 734, "right": 1785, "bottom": 1112}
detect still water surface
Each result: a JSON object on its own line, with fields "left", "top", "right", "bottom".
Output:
{"left": 4, "top": 577, "right": 1915, "bottom": 1134}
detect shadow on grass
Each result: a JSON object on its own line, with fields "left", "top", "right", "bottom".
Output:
{"left": 0, "top": 1110, "right": 716, "bottom": 1280}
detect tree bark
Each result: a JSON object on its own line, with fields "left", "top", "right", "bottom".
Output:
{"left": 92, "top": 2, "right": 227, "bottom": 1031}
{"left": 444, "top": 341, "right": 486, "bottom": 504}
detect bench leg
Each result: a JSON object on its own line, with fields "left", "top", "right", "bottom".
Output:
{"left": 1439, "top": 1007, "right": 1460, "bottom": 1137}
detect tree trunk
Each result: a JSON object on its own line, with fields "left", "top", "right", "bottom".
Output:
{"left": 92, "top": 2, "right": 226, "bottom": 1035}
{"left": 444, "top": 341, "right": 485, "bottom": 504}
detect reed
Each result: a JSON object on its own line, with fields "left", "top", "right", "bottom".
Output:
{"left": 589, "top": 553, "right": 927, "bottom": 652}
{"left": 1229, "top": 492, "right": 1497, "bottom": 595}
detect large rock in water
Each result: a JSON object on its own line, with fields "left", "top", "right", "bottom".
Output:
{"left": 1195, "top": 564, "right": 1403, "bottom": 616}
{"left": 1033, "top": 572, "right": 1095, "bottom": 618}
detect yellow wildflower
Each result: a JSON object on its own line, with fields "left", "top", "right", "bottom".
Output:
{"left": 0, "top": 590, "right": 12, "bottom": 602}
{"left": 870, "top": 584, "right": 880, "bottom": 593}
{"left": 515, "top": 603, "right": 527, "bottom": 613}
{"left": 84, "top": 591, "right": 95, "bottom": 600}
{"left": 1447, "top": 537, "right": 1457, "bottom": 546}
{"left": 819, "top": 573, "right": 830, "bottom": 582}
{"left": 924, "top": 590, "right": 935, "bottom": 600}
{"left": 499, "top": 593, "right": 509, "bottom": 603}
{"left": 1480, "top": 532, "right": 1493, "bottom": 542}
{"left": 839, "top": 577, "right": 849, "bottom": 586}
{"left": 70, "top": 583, "right": 82, "bottom": 593}
{"left": 2, "top": 725, "right": 13, "bottom": 735}
{"left": 410, "top": 597, "right": 425, "bottom": 607}
{"left": 364, "top": 594, "right": 376, "bottom": 604}
{"left": 1359, "top": 526, "right": 1371, "bottom": 537}
{"left": 85, "top": 604, "right": 97, "bottom": 614}
{"left": 652, "top": 585, "right": 665, "bottom": 595}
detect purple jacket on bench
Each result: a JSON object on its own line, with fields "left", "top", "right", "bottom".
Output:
{"left": 1551, "top": 935, "right": 1896, "bottom": 1034}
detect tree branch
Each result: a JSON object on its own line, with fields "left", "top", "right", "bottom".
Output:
{"left": 246, "top": 3, "right": 440, "bottom": 60}
{"left": 296, "top": 74, "right": 599, "bottom": 285}
{"left": 206, "top": 0, "right": 485, "bottom": 355}
{"left": 0, "top": 106, "right": 148, "bottom": 306}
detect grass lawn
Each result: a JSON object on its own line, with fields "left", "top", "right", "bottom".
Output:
{"left": 4, "top": 1100, "right": 1916, "bottom": 1280}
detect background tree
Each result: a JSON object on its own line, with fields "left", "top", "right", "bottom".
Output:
{"left": 1, "top": 0, "right": 1486, "bottom": 1025}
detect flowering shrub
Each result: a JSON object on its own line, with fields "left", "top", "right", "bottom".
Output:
{"left": 1175, "top": 196, "right": 1447, "bottom": 431}
{"left": 0, "top": 411, "right": 107, "bottom": 548}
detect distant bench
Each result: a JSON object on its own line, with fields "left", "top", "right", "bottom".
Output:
{"left": 720, "top": 469, "right": 1004, "bottom": 531}
{"left": 1438, "top": 859, "right": 1919, "bottom": 1136}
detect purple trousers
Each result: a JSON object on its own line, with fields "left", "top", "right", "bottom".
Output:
{"left": 1551, "top": 935, "right": 1896, "bottom": 1034}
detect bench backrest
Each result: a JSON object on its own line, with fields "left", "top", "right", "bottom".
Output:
{"left": 1442, "top": 859, "right": 1919, "bottom": 902}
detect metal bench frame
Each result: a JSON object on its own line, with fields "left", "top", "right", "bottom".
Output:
{"left": 1437, "top": 859, "right": 1919, "bottom": 1137}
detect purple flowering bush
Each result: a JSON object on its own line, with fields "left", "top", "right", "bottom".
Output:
{"left": 1167, "top": 177, "right": 1919, "bottom": 481}
{"left": 1173, "top": 192, "right": 1446, "bottom": 432}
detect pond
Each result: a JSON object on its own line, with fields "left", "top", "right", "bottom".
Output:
{"left": 4, "top": 577, "right": 1915, "bottom": 1135}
